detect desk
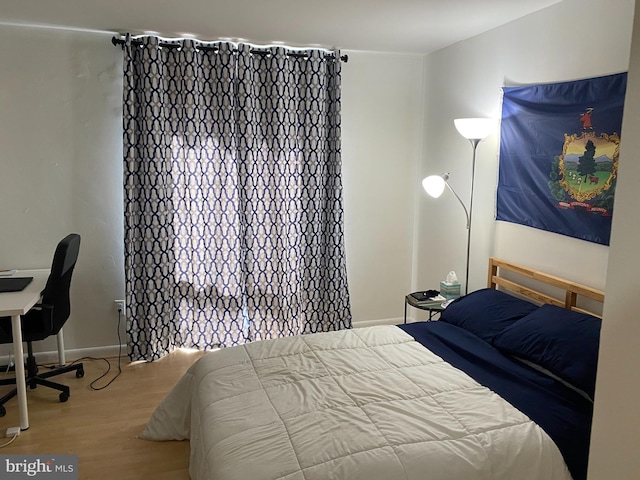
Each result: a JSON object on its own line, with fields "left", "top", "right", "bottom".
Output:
{"left": 404, "top": 294, "right": 445, "bottom": 324}
{"left": 0, "top": 269, "right": 49, "bottom": 430}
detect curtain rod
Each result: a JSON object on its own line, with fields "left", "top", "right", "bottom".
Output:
{"left": 111, "top": 36, "right": 348, "bottom": 63}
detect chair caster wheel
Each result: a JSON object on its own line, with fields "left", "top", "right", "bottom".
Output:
{"left": 59, "top": 392, "right": 69, "bottom": 403}
{"left": 76, "top": 368, "right": 84, "bottom": 378}
{"left": 0, "top": 406, "right": 5, "bottom": 417}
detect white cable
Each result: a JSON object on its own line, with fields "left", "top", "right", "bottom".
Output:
{"left": 0, "top": 434, "right": 19, "bottom": 448}
{"left": 4, "top": 348, "right": 13, "bottom": 375}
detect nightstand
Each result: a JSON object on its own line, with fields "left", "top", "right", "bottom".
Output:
{"left": 404, "top": 294, "right": 445, "bottom": 324}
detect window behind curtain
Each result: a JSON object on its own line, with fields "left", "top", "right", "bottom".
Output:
{"left": 122, "top": 37, "right": 351, "bottom": 361}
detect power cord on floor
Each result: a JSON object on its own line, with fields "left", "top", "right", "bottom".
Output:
{"left": 41, "top": 307, "right": 123, "bottom": 390}
{"left": 1, "top": 310, "right": 124, "bottom": 446}
{"left": 0, "top": 432, "right": 19, "bottom": 448}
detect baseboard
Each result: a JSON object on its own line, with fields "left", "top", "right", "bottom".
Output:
{"left": 0, "top": 344, "right": 126, "bottom": 366}
{"left": 352, "top": 317, "right": 402, "bottom": 328}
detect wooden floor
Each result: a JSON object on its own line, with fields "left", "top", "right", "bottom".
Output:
{"left": 0, "top": 349, "right": 206, "bottom": 479}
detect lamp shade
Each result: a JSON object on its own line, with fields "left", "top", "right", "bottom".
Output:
{"left": 422, "top": 174, "right": 449, "bottom": 198}
{"left": 454, "top": 118, "right": 495, "bottom": 140}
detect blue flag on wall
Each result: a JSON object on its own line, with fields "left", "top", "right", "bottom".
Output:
{"left": 497, "top": 73, "right": 627, "bottom": 245}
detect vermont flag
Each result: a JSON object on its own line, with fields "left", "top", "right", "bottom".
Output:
{"left": 497, "top": 73, "right": 627, "bottom": 245}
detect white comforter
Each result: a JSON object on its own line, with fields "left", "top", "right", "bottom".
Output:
{"left": 141, "top": 325, "right": 572, "bottom": 480}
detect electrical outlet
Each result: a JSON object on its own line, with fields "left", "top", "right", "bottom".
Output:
{"left": 114, "top": 300, "right": 125, "bottom": 312}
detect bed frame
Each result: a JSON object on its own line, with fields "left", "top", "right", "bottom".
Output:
{"left": 487, "top": 257, "right": 605, "bottom": 318}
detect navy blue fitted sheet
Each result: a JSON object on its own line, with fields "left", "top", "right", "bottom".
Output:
{"left": 399, "top": 321, "right": 592, "bottom": 480}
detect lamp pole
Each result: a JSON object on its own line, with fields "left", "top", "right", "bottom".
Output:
{"left": 453, "top": 117, "right": 494, "bottom": 295}
{"left": 423, "top": 118, "right": 494, "bottom": 297}
{"left": 423, "top": 171, "right": 472, "bottom": 295}
{"left": 464, "top": 138, "right": 481, "bottom": 296}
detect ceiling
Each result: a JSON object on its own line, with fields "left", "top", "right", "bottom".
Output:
{"left": 0, "top": 0, "right": 564, "bottom": 54}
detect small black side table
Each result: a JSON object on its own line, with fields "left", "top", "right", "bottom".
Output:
{"left": 404, "top": 294, "right": 445, "bottom": 324}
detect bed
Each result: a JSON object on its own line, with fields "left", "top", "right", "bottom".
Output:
{"left": 140, "top": 257, "right": 605, "bottom": 480}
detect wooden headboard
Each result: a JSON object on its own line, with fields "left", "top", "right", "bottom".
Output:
{"left": 487, "top": 257, "right": 605, "bottom": 318}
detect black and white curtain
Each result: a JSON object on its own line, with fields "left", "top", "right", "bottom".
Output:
{"left": 121, "top": 36, "right": 351, "bottom": 361}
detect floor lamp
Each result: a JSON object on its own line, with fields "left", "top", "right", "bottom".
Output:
{"left": 422, "top": 118, "right": 495, "bottom": 295}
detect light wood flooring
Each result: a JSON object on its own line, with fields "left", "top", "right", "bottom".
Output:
{"left": 0, "top": 349, "right": 206, "bottom": 479}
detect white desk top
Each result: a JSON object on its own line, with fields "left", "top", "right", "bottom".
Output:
{"left": 0, "top": 269, "right": 49, "bottom": 317}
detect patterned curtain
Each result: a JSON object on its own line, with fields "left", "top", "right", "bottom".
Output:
{"left": 122, "top": 36, "right": 351, "bottom": 361}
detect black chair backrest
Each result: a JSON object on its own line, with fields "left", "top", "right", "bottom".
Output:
{"left": 41, "top": 234, "right": 81, "bottom": 335}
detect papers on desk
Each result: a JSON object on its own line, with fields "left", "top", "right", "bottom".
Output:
{"left": 414, "top": 294, "right": 446, "bottom": 304}
{"left": 428, "top": 294, "right": 446, "bottom": 302}
{"left": 441, "top": 298, "right": 455, "bottom": 308}
{"left": 0, "top": 269, "right": 17, "bottom": 276}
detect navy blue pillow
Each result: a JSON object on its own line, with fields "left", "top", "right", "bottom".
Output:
{"left": 439, "top": 288, "right": 539, "bottom": 343}
{"left": 492, "top": 304, "right": 601, "bottom": 399}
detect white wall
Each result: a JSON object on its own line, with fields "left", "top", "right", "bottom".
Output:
{"left": 342, "top": 52, "right": 425, "bottom": 326}
{"left": 0, "top": 24, "right": 425, "bottom": 353}
{"left": 0, "top": 26, "right": 125, "bottom": 357}
{"left": 588, "top": 0, "right": 640, "bottom": 476}
{"left": 417, "top": 0, "right": 634, "bottom": 295}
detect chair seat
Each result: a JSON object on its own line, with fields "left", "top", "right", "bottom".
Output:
{"left": 0, "top": 311, "right": 51, "bottom": 343}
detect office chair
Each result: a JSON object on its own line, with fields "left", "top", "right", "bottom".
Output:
{"left": 0, "top": 233, "right": 84, "bottom": 417}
